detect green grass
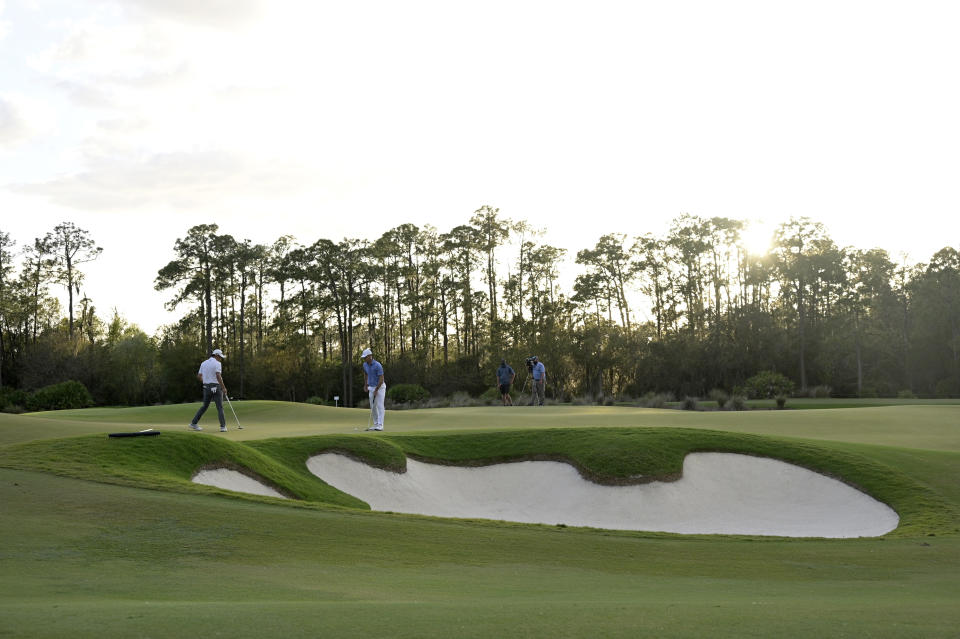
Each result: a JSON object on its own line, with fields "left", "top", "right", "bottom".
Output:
{"left": 705, "top": 397, "right": 960, "bottom": 410}
{"left": 6, "top": 400, "right": 960, "bottom": 451}
{"left": 1, "top": 400, "right": 959, "bottom": 637}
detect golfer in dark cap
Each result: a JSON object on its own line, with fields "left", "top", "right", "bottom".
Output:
{"left": 496, "top": 359, "right": 516, "bottom": 405}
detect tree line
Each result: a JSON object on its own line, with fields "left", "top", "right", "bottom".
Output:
{"left": 1, "top": 209, "right": 959, "bottom": 408}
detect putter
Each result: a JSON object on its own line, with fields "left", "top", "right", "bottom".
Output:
{"left": 225, "top": 395, "right": 244, "bottom": 430}
{"left": 352, "top": 403, "right": 373, "bottom": 432}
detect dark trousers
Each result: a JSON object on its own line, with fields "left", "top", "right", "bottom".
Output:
{"left": 192, "top": 383, "right": 225, "bottom": 427}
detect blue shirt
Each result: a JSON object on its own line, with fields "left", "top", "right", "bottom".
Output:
{"left": 363, "top": 359, "right": 384, "bottom": 386}
{"left": 532, "top": 361, "right": 545, "bottom": 380}
{"left": 497, "top": 365, "right": 515, "bottom": 384}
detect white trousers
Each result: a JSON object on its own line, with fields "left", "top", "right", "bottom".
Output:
{"left": 368, "top": 385, "right": 386, "bottom": 426}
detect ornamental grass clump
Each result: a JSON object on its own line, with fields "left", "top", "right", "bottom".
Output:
{"left": 708, "top": 388, "right": 729, "bottom": 409}
{"left": 638, "top": 392, "right": 674, "bottom": 408}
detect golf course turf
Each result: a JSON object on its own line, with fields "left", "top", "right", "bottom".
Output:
{"left": 1, "top": 401, "right": 958, "bottom": 637}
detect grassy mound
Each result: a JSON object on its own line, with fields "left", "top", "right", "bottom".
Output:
{"left": 0, "top": 432, "right": 367, "bottom": 509}
{"left": 1, "top": 426, "right": 954, "bottom": 537}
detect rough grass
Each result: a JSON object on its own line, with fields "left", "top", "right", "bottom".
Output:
{"left": 2, "top": 467, "right": 959, "bottom": 638}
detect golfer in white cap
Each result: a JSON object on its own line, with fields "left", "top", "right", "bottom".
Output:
{"left": 361, "top": 348, "right": 385, "bottom": 431}
{"left": 189, "top": 348, "right": 228, "bottom": 432}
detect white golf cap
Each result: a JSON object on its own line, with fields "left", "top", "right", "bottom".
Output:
{"left": 361, "top": 348, "right": 373, "bottom": 358}
{"left": 212, "top": 348, "right": 226, "bottom": 358}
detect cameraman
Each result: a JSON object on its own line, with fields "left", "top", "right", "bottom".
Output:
{"left": 529, "top": 356, "right": 546, "bottom": 406}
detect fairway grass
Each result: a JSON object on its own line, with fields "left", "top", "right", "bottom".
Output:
{"left": 2, "top": 468, "right": 958, "bottom": 638}
{"left": 1, "top": 401, "right": 959, "bottom": 637}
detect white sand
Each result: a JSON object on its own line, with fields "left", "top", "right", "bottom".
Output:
{"left": 192, "top": 468, "right": 287, "bottom": 499}
{"left": 306, "top": 452, "right": 899, "bottom": 538}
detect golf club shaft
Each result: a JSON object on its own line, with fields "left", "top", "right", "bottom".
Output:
{"left": 225, "top": 395, "right": 244, "bottom": 429}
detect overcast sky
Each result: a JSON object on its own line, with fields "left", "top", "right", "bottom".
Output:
{"left": 1, "top": 0, "right": 958, "bottom": 334}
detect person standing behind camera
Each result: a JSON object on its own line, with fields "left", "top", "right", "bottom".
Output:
{"left": 529, "top": 356, "right": 546, "bottom": 406}
{"left": 496, "top": 359, "right": 516, "bottom": 406}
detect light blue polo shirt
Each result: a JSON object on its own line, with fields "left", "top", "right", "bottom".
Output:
{"left": 363, "top": 359, "right": 384, "bottom": 386}
{"left": 532, "top": 361, "right": 545, "bottom": 380}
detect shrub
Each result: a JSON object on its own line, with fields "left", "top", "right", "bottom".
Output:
{"left": 26, "top": 380, "right": 94, "bottom": 411}
{"left": 808, "top": 385, "right": 832, "bottom": 398}
{"left": 935, "top": 377, "right": 960, "bottom": 398}
{"left": 0, "top": 387, "right": 29, "bottom": 412}
{"left": 386, "top": 383, "right": 430, "bottom": 404}
{"left": 897, "top": 389, "right": 917, "bottom": 399}
{"left": 681, "top": 396, "right": 699, "bottom": 411}
{"left": 775, "top": 394, "right": 787, "bottom": 410}
{"left": 729, "top": 395, "right": 748, "bottom": 411}
{"left": 571, "top": 394, "right": 593, "bottom": 406}
{"left": 873, "top": 381, "right": 897, "bottom": 398}
{"left": 708, "top": 388, "right": 729, "bottom": 409}
{"left": 742, "top": 371, "right": 795, "bottom": 399}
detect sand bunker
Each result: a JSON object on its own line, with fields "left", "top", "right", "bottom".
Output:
{"left": 307, "top": 452, "right": 898, "bottom": 538}
{"left": 192, "top": 468, "right": 287, "bottom": 499}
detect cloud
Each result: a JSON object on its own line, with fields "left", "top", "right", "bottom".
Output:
{"left": 9, "top": 149, "right": 319, "bottom": 211}
{"left": 52, "top": 62, "right": 190, "bottom": 109}
{"left": 53, "top": 79, "right": 115, "bottom": 108}
{"left": 0, "top": 93, "right": 53, "bottom": 147}
{"left": 0, "top": 96, "right": 28, "bottom": 145}
{"left": 0, "top": 0, "right": 8, "bottom": 42}
{"left": 95, "top": 117, "right": 150, "bottom": 134}
{"left": 125, "top": 0, "right": 263, "bottom": 28}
